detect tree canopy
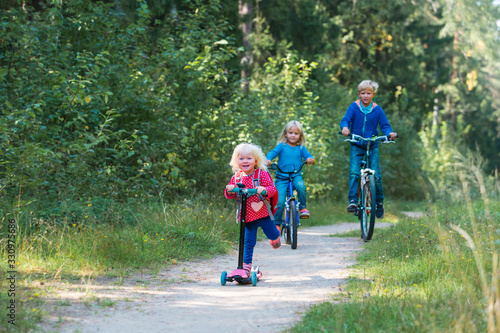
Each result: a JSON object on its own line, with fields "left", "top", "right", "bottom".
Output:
{"left": 1, "top": 0, "right": 499, "bottom": 219}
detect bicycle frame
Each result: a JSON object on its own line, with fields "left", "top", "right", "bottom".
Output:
{"left": 283, "top": 176, "right": 298, "bottom": 228}
{"left": 345, "top": 133, "right": 392, "bottom": 171}
{"left": 359, "top": 140, "right": 376, "bottom": 204}
{"left": 271, "top": 161, "right": 307, "bottom": 222}
{"left": 270, "top": 161, "right": 308, "bottom": 249}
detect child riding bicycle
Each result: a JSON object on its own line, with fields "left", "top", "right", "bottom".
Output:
{"left": 265, "top": 120, "right": 315, "bottom": 230}
{"left": 340, "top": 80, "right": 397, "bottom": 218}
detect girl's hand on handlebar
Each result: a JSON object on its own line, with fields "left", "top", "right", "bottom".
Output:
{"left": 342, "top": 127, "right": 350, "bottom": 136}
{"left": 226, "top": 185, "right": 235, "bottom": 191}
{"left": 306, "top": 158, "right": 315, "bottom": 165}
{"left": 256, "top": 186, "right": 266, "bottom": 195}
{"left": 389, "top": 132, "right": 398, "bottom": 140}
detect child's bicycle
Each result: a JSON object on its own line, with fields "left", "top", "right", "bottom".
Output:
{"left": 221, "top": 183, "right": 264, "bottom": 286}
{"left": 341, "top": 133, "right": 397, "bottom": 242}
{"left": 269, "top": 161, "right": 310, "bottom": 250}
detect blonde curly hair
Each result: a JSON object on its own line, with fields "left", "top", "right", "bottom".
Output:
{"left": 229, "top": 143, "right": 268, "bottom": 173}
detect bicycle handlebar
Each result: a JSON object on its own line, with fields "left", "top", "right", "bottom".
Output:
{"left": 338, "top": 131, "right": 397, "bottom": 144}
{"left": 269, "top": 161, "right": 308, "bottom": 175}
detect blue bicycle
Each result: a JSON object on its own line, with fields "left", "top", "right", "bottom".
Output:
{"left": 270, "top": 161, "right": 309, "bottom": 249}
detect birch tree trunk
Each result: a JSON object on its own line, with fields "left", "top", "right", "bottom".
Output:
{"left": 238, "top": 0, "right": 252, "bottom": 92}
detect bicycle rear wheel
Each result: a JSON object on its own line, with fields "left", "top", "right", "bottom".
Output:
{"left": 361, "top": 174, "right": 376, "bottom": 241}
{"left": 289, "top": 200, "right": 298, "bottom": 249}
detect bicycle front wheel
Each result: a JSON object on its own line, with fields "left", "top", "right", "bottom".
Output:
{"left": 283, "top": 209, "right": 291, "bottom": 244}
{"left": 289, "top": 200, "right": 298, "bottom": 249}
{"left": 361, "top": 174, "right": 376, "bottom": 241}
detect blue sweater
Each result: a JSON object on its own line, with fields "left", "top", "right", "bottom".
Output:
{"left": 339, "top": 100, "right": 393, "bottom": 148}
{"left": 266, "top": 143, "right": 313, "bottom": 179}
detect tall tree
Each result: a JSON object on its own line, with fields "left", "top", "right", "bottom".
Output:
{"left": 437, "top": 0, "right": 500, "bottom": 170}
{"left": 239, "top": 0, "right": 253, "bottom": 91}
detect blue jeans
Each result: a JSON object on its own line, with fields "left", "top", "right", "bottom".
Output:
{"left": 348, "top": 144, "right": 384, "bottom": 204}
{"left": 243, "top": 216, "right": 280, "bottom": 264}
{"left": 274, "top": 175, "right": 307, "bottom": 225}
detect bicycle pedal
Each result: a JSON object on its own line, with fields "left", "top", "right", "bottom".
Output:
{"left": 354, "top": 211, "right": 359, "bottom": 216}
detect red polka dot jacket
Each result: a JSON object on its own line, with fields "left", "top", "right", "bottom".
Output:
{"left": 224, "top": 169, "right": 278, "bottom": 223}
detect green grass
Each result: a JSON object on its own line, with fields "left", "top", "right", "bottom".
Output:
{"left": 290, "top": 197, "right": 500, "bottom": 333}
{"left": 331, "top": 229, "right": 361, "bottom": 238}
{"left": 303, "top": 197, "right": 406, "bottom": 227}
{"left": 0, "top": 194, "right": 242, "bottom": 332}
{"left": 302, "top": 199, "right": 353, "bottom": 226}
{"left": 6, "top": 198, "right": 240, "bottom": 276}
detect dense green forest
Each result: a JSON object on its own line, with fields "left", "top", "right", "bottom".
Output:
{"left": 1, "top": 0, "right": 499, "bottom": 220}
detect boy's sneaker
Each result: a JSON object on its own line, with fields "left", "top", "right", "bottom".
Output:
{"left": 376, "top": 202, "right": 385, "bottom": 219}
{"left": 269, "top": 236, "right": 281, "bottom": 249}
{"left": 300, "top": 209, "right": 310, "bottom": 218}
{"left": 347, "top": 200, "right": 357, "bottom": 213}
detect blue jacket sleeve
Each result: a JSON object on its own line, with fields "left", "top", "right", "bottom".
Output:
{"left": 378, "top": 108, "right": 393, "bottom": 136}
{"left": 301, "top": 146, "right": 314, "bottom": 160}
{"left": 340, "top": 103, "right": 355, "bottom": 130}
{"left": 266, "top": 144, "right": 282, "bottom": 161}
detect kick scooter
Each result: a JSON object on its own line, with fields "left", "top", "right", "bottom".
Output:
{"left": 220, "top": 183, "right": 264, "bottom": 286}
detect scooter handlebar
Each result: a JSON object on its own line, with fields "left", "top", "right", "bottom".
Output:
{"left": 228, "top": 188, "right": 267, "bottom": 196}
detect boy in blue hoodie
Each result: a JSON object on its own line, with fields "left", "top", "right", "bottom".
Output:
{"left": 340, "top": 80, "right": 397, "bottom": 218}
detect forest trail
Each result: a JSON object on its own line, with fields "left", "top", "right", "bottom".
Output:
{"left": 40, "top": 222, "right": 392, "bottom": 332}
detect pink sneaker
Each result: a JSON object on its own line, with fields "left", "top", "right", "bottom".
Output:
{"left": 269, "top": 236, "right": 281, "bottom": 249}
{"left": 243, "top": 262, "right": 252, "bottom": 275}
{"left": 300, "top": 208, "right": 310, "bottom": 218}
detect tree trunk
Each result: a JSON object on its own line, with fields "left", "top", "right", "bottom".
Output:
{"left": 238, "top": 0, "right": 252, "bottom": 92}
{"left": 449, "top": 30, "right": 459, "bottom": 128}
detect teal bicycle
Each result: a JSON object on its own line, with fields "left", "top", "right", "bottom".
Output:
{"left": 341, "top": 133, "right": 396, "bottom": 241}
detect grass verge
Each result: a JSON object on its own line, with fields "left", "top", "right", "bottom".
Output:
{"left": 0, "top": 194, "right": 240, "bottom": 332}
{"left": 290, "top": 197, "right": 500, "bottom": 332}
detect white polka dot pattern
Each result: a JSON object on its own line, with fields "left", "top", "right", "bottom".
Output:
{"left": 224, "top": 169, "right": 277, "bottom": 222}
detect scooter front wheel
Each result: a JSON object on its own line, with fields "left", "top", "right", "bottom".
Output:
{"left": 251, "top": 272, "right": 258, "bottom": 286}
{"left": 220, "top": 271, "right": 227, "bottom": 285}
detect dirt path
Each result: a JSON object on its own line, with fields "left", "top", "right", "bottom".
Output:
{"left": 40, "top": 222, "right": 392, "bottom": 332}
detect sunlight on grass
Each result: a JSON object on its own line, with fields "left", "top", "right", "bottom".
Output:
{"left": 0, "top": 195, "right": 240, "bottom": 331}
{"left": 6, "top": 197, "right": 239, "bottom": 277}
{"left": 291, "top": 167, "right": 500, "bottom": 332}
